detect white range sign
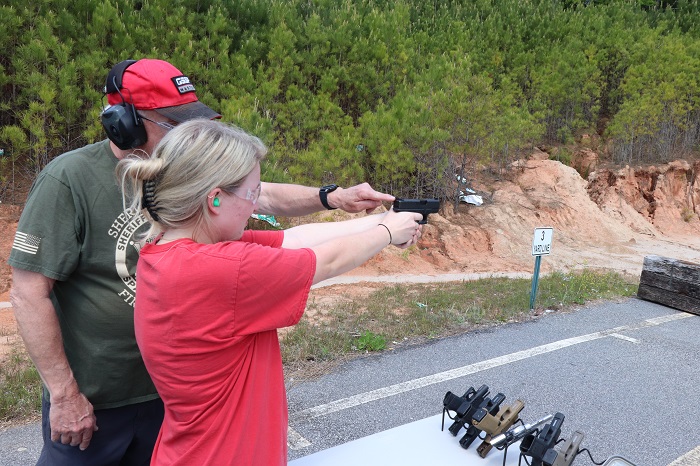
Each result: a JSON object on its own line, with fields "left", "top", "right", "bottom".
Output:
{"left": 532, "top": 227, "right": 553, "bottom": 256}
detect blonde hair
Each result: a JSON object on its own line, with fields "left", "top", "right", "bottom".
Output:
{"left": 116, "top": 119, "right": 267, "bottom": 242}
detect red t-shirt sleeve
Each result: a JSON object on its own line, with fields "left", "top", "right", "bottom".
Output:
{"left": 240, "top": 229, "right": 284, "bottom": 248}
{"left": 229, "top": 230, "right": 316, "bottom": 334}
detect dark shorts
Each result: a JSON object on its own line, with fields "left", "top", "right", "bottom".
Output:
{"left": 37, "top": 394, "right": 164, "bottom": 466}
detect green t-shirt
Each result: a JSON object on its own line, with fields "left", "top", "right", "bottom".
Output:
{"left": 8, "top": 140, "right": 158, "bottom": 409}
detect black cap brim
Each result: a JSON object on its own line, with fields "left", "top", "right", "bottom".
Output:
{"left": 155, "top": 101, "right": 221, "bottom": 123}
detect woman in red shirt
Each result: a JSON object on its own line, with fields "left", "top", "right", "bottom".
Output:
{"left": 117, "top": 119, "right": 423, "bottom": 466}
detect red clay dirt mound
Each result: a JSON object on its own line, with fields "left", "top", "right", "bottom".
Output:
{"left": 587, "top": 159, "right": 700, "bottom": 238}
{"left": 324, "top": 154, "right": 700, "bottom": 284}
{"left": 1, "top": 154, "right": 699, "bottom": 294}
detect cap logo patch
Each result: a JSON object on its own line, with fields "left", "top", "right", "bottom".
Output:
{"left": 172, "top": 75, "right": 196, "bottom": 94}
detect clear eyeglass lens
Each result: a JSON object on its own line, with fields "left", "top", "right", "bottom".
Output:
{"left": 236, "top": 184, "right": 261, "bottom": 204}
{"left": 155, "top": 121, "right": 176, "bottom": 131}
{"left": 138, "top": 114, "right": 176, "bottom": 131}
{"left": 247, "top": 184, "right": 262, "bottom": 203}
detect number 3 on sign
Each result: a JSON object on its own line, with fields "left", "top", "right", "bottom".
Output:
{"left": 532, "top": 228, "right": 553, "bottom": 256}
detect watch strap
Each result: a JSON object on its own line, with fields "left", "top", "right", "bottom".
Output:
{"left": 319, "top": 184, "right": 338, "bottom": 210}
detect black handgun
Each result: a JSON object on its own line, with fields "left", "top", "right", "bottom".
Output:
{"left": 459, "top": 392, "right": 505, "bottom": 449}
{"left": 442, "top": 384, "right": 490, "bottom": 436}
{"left": 520, "top": 412, "right": 566, "bottom": 466}
{"left": 392, "top": 198, "right": 440, "bottom": 224}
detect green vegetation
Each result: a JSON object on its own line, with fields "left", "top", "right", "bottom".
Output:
{"left": 356, "top": 331, "right": 387, "bottom": 352}
{"left": 281, "top": 270, "right": 637, "bottom": 369}
{"left": 2, "top": 0, "right": 700, "bottom": 202}
{"left": 0, "top": 347, "right": 42, "bottom": 423}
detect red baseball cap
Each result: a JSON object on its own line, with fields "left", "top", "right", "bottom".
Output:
{"left": 105, "top": 59, "right": 221, "bottom": 122}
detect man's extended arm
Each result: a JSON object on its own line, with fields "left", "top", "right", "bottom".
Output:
{"left": 10, "top": 268, "right": 97, "bottom": 450}
{"left": 256, "top": 182, "right": 395, "bottom": 216}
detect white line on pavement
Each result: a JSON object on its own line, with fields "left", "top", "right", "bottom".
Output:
{"left": 287, "top": 427, "right": 312, "bottom": 450}
{"left": 668, "top": 445, "right": 700, "bottom": 466}
{"left": 609, "top": 333, "right": 640, "bottom": 343}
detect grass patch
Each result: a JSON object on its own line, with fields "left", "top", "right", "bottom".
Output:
{"left": 356, "top": 331, "right": 387, "bottom": 352}
{"left": 281, "top": 270, "right": 637, "bottom": 369}
{"left": 0, "top": 346, "right": 42, "bottom": 424}
{"left": 0, "top": 270, "right": 637, "bottom": 423}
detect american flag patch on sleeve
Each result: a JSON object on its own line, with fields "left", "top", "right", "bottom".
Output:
{"left": 12, "top": 231, "right": 42, "bottom": 255}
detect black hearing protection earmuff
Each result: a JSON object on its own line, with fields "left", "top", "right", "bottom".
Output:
{"left": 101, "top": 59, "right": 148, "bottom": 150}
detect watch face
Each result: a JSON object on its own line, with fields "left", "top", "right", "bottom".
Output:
{"left": 321, "top": 184, "right": 338, "bottom": 192}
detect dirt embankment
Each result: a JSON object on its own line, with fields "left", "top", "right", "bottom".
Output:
{"left": 1, "top": 152, "right": 699, "bottom": 294}
{"left": 328, "top": 151, "right": 700, "bottom": 283}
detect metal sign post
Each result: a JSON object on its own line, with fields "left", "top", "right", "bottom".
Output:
{"left": 530, "top": 227, "right": 553, "bottom": 311}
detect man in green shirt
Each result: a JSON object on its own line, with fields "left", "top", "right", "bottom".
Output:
{"left": 8, "top": 58, "right": 393, "bottom": 466}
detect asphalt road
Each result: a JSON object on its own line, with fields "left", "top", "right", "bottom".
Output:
{"left": 285, "top": 297, "right": 700, "bottom": 465}
{"left": 2, "top": 297, "right": 699, "bottom": 465}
